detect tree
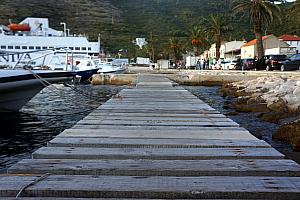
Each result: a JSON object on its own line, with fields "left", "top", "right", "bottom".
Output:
{"left": 205, "top": 14, "right": 230, "bottom": 60}
{"left": 232, "top": 0, "right": 281, "bottom": 63}
{"left": 290, "top": 0, "right": 300, "bottom": 33}
{"left": 168, "top": 37, "right": 182, "bottom": 61}
{"left": 190, "top": 26, "right": 210, "bottom": 56}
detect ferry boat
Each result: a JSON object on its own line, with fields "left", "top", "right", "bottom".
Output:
{"left": 0, "top": 17, "right": 100, "bottom": 68}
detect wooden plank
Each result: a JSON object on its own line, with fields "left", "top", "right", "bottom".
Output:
{"left": 99, "top": 105, "right": 215, "bottom": 110}
{"left": 48, "top": 138, "right": 271, "bottom": 148}
{"left": 32, "top": 147, "right": 284, "bottom": 160}
{"left": 87, "top": 112, "right": 226, "bottom": 118}
{"left": 76, "top": 119, "right": 239, "bottom": 127}
{"left": 8, "top": 159, "right": 300, "bottom": 176}
{"left": 94, "top": 109, "right": 220, "bottom": 114}
{"left": 82, "top": 116, "right": 232, "bottom": 122}
{"left": 58, "top": 128, "right": 258, "bottom": 140}
{"left": 0, "top": 175, "right": 300, "bottom": 199}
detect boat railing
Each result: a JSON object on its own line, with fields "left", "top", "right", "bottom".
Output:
{"left": 9, "top": 48, "right": 75, "bottom": 71}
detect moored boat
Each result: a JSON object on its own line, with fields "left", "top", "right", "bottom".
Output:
{"left": 0, "top": 69, "right": 75, "bottom": 112}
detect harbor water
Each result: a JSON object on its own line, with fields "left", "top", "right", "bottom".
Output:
{"left": 0, "top": 84, "right": 126, "bottom": 172}
{"left": 1, "top": 84, "right": 300, "bottom": 173}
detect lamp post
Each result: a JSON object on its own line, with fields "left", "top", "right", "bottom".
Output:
{"left": 60, "top": 22, "right": 66, "bottom": 37}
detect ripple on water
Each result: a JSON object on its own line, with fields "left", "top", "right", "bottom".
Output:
{"left": 0, "top": 84, "right": 125, "bottom": 172}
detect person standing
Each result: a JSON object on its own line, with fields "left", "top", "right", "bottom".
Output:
{"left": 196, "top": 59, "right": 201, "bottom": 70}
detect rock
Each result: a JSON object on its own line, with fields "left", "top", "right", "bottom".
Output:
{"left": 234, "top": 103, "right": 268, "bottom": 113}
{"left": 91, "top": 74, "right": 137, "bottom": 85}
{"left": 226, "top": 111, "right": 238, "bottom": 116}
{"left": 273, "top": 120, "right": 300, "bottom": 151}
{"left": 267, "top": 98, "right": 287, "bottom": 113}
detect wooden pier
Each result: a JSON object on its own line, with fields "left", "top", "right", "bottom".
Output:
{"left": 1, "top": 74, "right": 300, "bottom": 199}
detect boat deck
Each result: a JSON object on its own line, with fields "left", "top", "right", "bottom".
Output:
{"left": 1, "top": 74, "right": 300, "bottom": 199}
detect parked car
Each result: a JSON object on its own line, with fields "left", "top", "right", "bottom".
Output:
{"left": 212, "top": 61, "right": 228, "bottom": 70}
{"left": 263, "top": 54, "right": 288, "bottom": 71}
{"left": 280, "top": 53, "right": 300, "bottom": 71}
{"left": 224, "top": 60, "right": 239, "bottom": 70}
{"left": 235, "top": 58, "right": 256, "bottom": 70}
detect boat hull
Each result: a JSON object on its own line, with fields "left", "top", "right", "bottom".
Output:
{"left": 76, "top": 69, "right": 99, "bottom": 82}
{"left": 0, "top": 70, "right": 74, "bottom": 112}
{"left": 97, "top": 68, "right": 127, "bottom": 74}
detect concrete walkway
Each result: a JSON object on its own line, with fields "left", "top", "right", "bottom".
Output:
{"left": 1, "top": 74, "right": 300, "bottom": 199}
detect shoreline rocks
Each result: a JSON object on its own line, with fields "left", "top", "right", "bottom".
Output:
{"left": 221, "top": 75, "right": 300, "bottom": 151}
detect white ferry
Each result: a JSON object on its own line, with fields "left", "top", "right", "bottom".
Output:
{"left": 0, "top": 17, "right": 100, "bottom": 67}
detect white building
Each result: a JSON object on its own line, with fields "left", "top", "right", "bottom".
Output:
{"left": 241, "top": 35, "right": 294, "bottom": 59}
{"left": 278, "top": 35, "right": 300, "bottom": 53}
{"left": 208, "top": 42, "right": 227, "bottom": 59}
{"left": 220, "top": 41, "right": 246, "bottom": 60}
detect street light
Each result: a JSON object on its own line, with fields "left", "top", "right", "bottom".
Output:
{"left": 60, "top": 22, "right": 66, "bottom": 36}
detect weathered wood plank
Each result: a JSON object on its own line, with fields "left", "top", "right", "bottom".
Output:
{"left": 94, "top": 109, "right": 220, "bottom": 114}
{"left": 1, "top": 175, "right": 300, "bottom": 199}
{"left": 8, "top": 159, "right": 300, "bottom": 176}
{"left": 82, "top": 116, "right": 233, "bottom": 122}
{"left": 87, "top": 112, "right": 226, "bottom": 118}
{"left": 48, "top": 138, "right": 270, "bottom": 148}
{"left": 58, "top": 128, "right": 257, "bottom": 140}
{"left": 99, "top": 105, "right": 216, "bottom": 110}
{"left": 32, "top": 147, "right": 284, "bottom": 160}
{"left": 76, "top": 119, "right": 239, "bottom": 127}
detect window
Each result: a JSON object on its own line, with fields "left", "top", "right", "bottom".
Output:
{"left": 88, "top": 47, "right": 91, "bottom": 51}
{"left": 42, "top": 46, "right": 47, "bottom": 50}
{"left": 36, "top": 46, "right": 41, "bottom": 50}
{"left": 82, "top": 47, "right": 87, "bottom": 51}
{"left": 8, "top": 46, "right": 13, "bottom": 49}
{"left": 22, "top": 46, "right": 28, "bottom": 49}
{"left": 15, "top": 46, "right": 20, "bottom": 49}
{"left": 69, "top": 47, "right": 74, "bottom": 50}
{"left": 1, "top": 45, "right": 6, "bottom": 49}
{"left": 29, "top": 46, "right": 34, "bottom": 50}
{"left": 75, "top": 47, "right": 80, "bottom": 50}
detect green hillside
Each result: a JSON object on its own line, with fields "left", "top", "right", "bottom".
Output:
{"left": 0, "top": 0, "right": 298, "bottom": 58}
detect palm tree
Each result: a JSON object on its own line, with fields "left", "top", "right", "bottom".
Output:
{"left": 232, "top": 0, "right": 281, "bottom": 63}
{"left": 168, "top": 37, "right": 182, "bottom": 62}
{"left": 190, "top": 26, "right": 210, "bottom": 56}
{"left": 205, "top": 14, "right": 230, "bottom": 60}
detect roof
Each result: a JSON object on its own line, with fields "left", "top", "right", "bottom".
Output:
{"left": 278, "top": 35, "right": 300, "bottom": 41}
{"left": 224, "top": 41, "right": 246, "bottom": 53}
{"left": 242, "top": 35, "right": 271, "bottom": 47}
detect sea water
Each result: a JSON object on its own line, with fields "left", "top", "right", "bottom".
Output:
{"left": 0, "top": 84, "right": 125, "bottom": 172}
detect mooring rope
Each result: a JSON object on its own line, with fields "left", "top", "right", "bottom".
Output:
{"left": 15, "top": 173, "right": 51, "bottom": 199}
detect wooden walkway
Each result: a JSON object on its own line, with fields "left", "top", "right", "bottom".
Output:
{"left": 1, "top": 74, "right": 300, "bottom": 199}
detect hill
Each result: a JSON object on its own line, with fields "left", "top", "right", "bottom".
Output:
{"left": 0, "top": 0, "right": 298, "bottom": 57}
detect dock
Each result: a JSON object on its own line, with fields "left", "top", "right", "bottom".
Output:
{"left": 1, "top": 74, "right": 300, "bottom": 199}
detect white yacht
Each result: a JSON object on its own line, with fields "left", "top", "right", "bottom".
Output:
{"left": 94, "top": 58, "right": 127, "bottom": 74}
{"left": 0, "top": 17, "right": 100, "bottom": 68}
